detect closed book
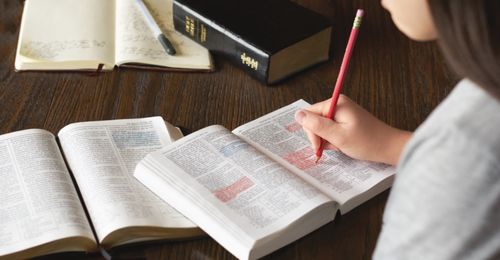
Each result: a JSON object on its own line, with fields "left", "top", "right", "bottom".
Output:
{"left": 173, "top": 0, "right": 332, "bottom": 84}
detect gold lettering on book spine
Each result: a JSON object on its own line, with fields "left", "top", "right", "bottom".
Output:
{"left": 185, "top": 16, "right": 195, "bottom": 37}
{"left": 240, "top": 53, "right": 258, "bottom": 70}
{"left": 200, "top": 24, "right": 207, "bottom": 42}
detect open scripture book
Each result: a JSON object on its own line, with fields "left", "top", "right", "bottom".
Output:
{"left": 134, "top": 100, "right": 396, "bottom": 259}
{"left": 0, "top": 117, "right": 202, "bottom": 259}
{"left": 15, "top": 0, "right": 212, "bottom": 71}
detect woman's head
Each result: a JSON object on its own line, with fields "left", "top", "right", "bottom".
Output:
{"left": 382, "top": 0, "right": 500, "bottom": 99}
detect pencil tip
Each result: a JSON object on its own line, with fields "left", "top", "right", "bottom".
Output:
{"left": 315, "top": 156, "right": 321, "bottom": 164}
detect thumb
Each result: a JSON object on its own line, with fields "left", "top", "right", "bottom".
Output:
{"left": 295, "top": 109, "right": 342, "bottom": 148}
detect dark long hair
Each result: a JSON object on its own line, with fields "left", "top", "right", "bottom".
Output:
{"left": 428, "top": 0, "right": 500, "bottom": 99}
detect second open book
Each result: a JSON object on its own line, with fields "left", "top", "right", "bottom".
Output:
{"left": 0, "top": 117, "right": 202, "bottom": 259}
{"left": 134, "top": 100, "right": 396, "bottom": 259}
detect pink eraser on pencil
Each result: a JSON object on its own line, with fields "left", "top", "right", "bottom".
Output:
{"left": 356, "top": 9, "right": 364, "bottom": 17}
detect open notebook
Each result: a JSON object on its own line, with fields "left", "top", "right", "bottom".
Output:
{"left": 15, "top": 0, "right": 212, "bottom": 71}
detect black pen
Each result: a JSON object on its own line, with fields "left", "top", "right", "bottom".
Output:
{"left": 135, "top": 0, "right": 177, "bottom": 55}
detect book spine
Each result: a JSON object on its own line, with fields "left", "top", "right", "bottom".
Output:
{"left": 173, "top": 1, "right": 270, "bottom": 83}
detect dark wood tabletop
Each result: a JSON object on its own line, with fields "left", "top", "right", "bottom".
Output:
{"left": 0, "top": 0, "right": 457, "bottom": 259}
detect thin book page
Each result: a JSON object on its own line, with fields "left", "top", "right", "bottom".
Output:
{"left": 57, "top": 117, "right": 196, "bottom": 243}
{"left": 0, "top": 129, "right": 95, "bottom": 257}
{"left": 115, "top": 0, "right": 212, "bottom": 69}
{"left": 136, "top": 125, "right": 335, "bottom": 246}
{"left": 16, "top": 0, "right": 115, "bottom": 69}
{"left": 232, "top": 100, "right": 396, "bottom": 212}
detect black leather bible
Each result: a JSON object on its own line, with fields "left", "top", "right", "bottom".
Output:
{"left": 173, "top": 0, "right": 332, "bottom": 84}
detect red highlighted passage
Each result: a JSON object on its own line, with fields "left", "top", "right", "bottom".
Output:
{"left": 283, "top": 147, "right": 316, "bottom": 170}
{"left": 285, "top": 122, "right": 302, "bottom": 133}
{"left": 213, "top": 176, "right": 254, "bottom": 203}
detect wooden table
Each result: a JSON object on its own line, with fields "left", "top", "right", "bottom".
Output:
{"left": 0, "top": 0, "right": 457, "bottom": 259}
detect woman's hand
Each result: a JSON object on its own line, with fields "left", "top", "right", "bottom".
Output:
{"left": 294, "top": 95, "right": 412, "bottom": 165}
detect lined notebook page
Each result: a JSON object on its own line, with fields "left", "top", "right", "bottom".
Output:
{"left": 16, "top": 0, "right": 115, "bottom": 69}
{"left": 115, "top": 0, "right": 211, "bottom": 69}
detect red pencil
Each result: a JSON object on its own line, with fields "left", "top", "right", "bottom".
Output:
{"left": 315, "top": 9, "right": 364, "bottom": 163}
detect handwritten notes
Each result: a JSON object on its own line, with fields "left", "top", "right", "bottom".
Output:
{"left": 21, "top": 40, "right": 107, "bottom": 60}
{"left": 15, "top": 0, "right": 211, "bottom": 70}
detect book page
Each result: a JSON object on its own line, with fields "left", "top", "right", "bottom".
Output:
{"left": 16, "top": 0, "right": 115, "bottom": 70}
{"left": 115, "top": 0, "right": 212, "bottom": 69}
{"left": 135, "top": 125, "right": 336, "bottom": 258}
{"left": 57, "top": 117, "right": 196, "bottom": 244}
{"left": 0, "top": 129, "right": 95, "bottom": 257}
{"left": 233, "top": 100, "right": 396, "bottom": 213}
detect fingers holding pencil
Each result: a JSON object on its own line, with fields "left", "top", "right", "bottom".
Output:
{"left": 295, "top": 95, "right": 354, "bottom": 152}
{"left": 295, "top": 94, "right": 411, "bottom": 165}
{"left": 295, "top": 109, "right": 341, "bottom": 152}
